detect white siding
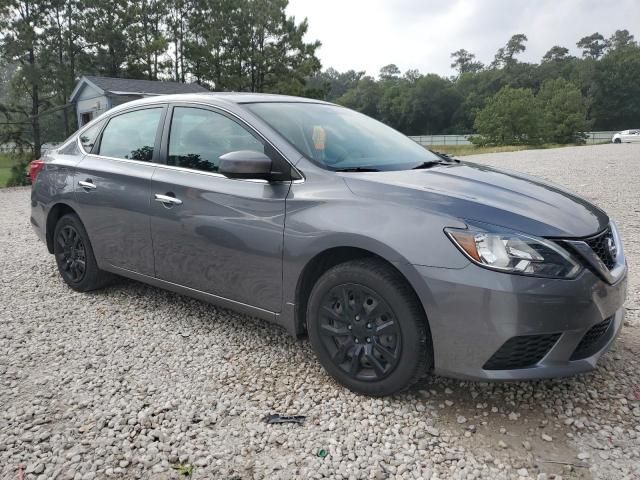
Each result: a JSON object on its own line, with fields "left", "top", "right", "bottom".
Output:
{"left": 76, "top": 84, "right": 108, "bottom": 126}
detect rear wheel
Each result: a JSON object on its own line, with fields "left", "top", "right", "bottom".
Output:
{"left": 53, "top": 214, "right": 111, "bottom": 291}
{"left": 307, "top": 259, "right": 431, "bottom": 396}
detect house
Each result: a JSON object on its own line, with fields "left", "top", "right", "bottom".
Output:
{"left": 69, "top": 76, "right": 209, "bottom": 127}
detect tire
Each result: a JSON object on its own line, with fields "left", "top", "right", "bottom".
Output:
{"left": 53, "top": 213, "right": 112, "bottom": 292}
{"left": 614, "top": 138, "right": 622, "bottom": 144}
{"left": 307, "top": 259, "right": 432, "bottom": 396}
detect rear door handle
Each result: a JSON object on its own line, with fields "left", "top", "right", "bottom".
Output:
{"left": 78, "top": 180, "right": 96, "bottom": 190}
{"left": 154, "top": 193, "right": 183, "bottom": 206}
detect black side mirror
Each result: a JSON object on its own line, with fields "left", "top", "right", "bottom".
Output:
{"left": 218, "top": 150, "right": 273, "bottom": 180}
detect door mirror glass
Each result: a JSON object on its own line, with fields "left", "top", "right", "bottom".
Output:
{"left": 219, "top": 150, "right": 272, "bottom": 180}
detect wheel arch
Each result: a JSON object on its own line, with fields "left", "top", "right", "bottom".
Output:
{"left": 45, "top": 203, "right": 79, "bottom": 253}
{"left": 293, "top": 246, "right": 433, "bottom": 349}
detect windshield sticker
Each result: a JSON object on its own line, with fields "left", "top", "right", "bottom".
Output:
{"left": 312, "top": 126, "right": 326, "bottom": 150}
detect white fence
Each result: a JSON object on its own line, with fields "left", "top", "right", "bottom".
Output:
{"left": 409, "top": 131, "right": 618, "bottom": 146}
{"left": 0, "top": 142, "right": 60, "bottom": 154}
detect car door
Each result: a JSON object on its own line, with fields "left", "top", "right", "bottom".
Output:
{"left": 75, "top": 105, "right": 166, "bottom": 276}
{"left": 149, "top": 104, "right": 290, "bottom": 312}
{"left": 621, "top": 130, "right": 637, "bottom": 142}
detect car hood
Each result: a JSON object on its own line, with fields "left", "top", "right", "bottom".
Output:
{"left": 342, "top": 161, "right": 608, "bottom": 238}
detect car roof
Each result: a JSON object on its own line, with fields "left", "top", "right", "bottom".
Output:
{"left": 112, "top": 92, "right": 333, "bottom": 109}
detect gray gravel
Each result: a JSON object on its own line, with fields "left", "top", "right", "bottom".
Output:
{"left": 1, "top": 143, "right": 639, "bottom": 480}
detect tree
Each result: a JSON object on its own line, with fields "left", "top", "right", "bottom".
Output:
{"left": 493, "top": 34, "right": 527, "bottom": 68}
{"left": 607, "top": 29, "right": 636, "bottom": 50}
{"left": 167, "top": 0, "right": 190, "bottom": 83}
{"left": 337, "top": 76, "right": 382, "bottom": 118}
{"left": 577, "top": 33, "right": 608, "bottom": 59}
{"left": 542, "top": 46, "right": 572, "bottom": 63}
{"left": 128, "top": 0, "right": 169, "bottom": 79}
{"left": 81, "top": 0, "right": 137, "bottom": 77}
{"left": 306, "top": 67, "right": 365, "bottom": 101}
{"left": 450, "top": 49, "right": 483, "bottom": 76}
{"left": 404, "top": 74, "right": 462, "bottom": 134}
{"left": 590, "top": 42, "right": 640, "bottom": 130}
{"left": 379, "top": 64, "right": 401, "bottom": 80}
{"left": 45, "top": 0, "right": 85, "bottom": 136}
{"left": 537, "top": 78, "right": 590, "bottom": 143}
{"left": 473, "top": 86, "right": 541, "bottom": 145}
{"left": 0, "top": 0, "right": 53, "bottom": 157}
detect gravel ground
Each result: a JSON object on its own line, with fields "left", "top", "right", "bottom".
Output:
{"left": 1, "top": 143, "right": 639, "bottom": 480}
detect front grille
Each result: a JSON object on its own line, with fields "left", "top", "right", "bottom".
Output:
{"left": 570, "top": 317, "right": 613, "bottom": 360}
{"left": 483, "top": 334, "right": 561, "bottom": 370}
{"left": 585, "top": 227, "right": 616, "bottom": 270}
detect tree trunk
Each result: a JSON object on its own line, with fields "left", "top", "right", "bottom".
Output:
{"left": 29, "top": 50, "right": 41, "bottom": 158}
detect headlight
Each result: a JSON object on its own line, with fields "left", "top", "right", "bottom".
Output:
{"left": 445, "top": 224, "right": 582, "bottom": 279}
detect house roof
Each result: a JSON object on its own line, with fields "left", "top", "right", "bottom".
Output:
{"left": 70, "top": 75, "right": 208, "bottom": 101}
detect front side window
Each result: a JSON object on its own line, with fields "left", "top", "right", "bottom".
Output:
{"left": 78, "top": 119, "right": 106, "bottom": 153}
{"left": 246, "top": 102, "right": 442, "bottom": 171}
{"left": 98, "top": 108, "right": 163, "bottom": 161}
{"left": 168, "top": 107, "right": 264, "bottom": 172}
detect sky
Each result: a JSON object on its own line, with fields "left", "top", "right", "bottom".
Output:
{"left": 286, "top": 0, "right": 640, "bottom": 77}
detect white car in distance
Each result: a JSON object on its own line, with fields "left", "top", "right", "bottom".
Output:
{"left": 612, "top": 129, "right": 640, "bottom": 143}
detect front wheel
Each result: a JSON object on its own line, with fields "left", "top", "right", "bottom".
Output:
{"left": 53, "top": 213, "right": 112, "bottom": 292}
{"left": 307, "top": 259, "right": 432, "bottom": 396}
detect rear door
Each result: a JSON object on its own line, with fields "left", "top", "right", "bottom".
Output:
{"left": 75, "top": 105, "right": 166, "bottom": 276}
{"left": 149, "top": 104, "right": 290, "bottom": 312}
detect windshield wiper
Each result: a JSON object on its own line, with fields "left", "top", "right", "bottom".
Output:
{"left": 413, "top": 154, "right": 461, "bottom": 170}
{"left": 412, "top": 161, "right": 444, "bottom": 170}
{"left": 334, "top": 167, "right": 381, "bottom": 172}
{"left": 431, "top": 151, "right": 461, "bottom": 163}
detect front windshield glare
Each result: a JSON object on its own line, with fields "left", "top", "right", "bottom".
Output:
{"left": 245, "top": 102, "right": 441, "bottom": 171}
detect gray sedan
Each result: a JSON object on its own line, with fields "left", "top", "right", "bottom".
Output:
{"left": 30, "top": 93, "right": 627, "bottom": 395}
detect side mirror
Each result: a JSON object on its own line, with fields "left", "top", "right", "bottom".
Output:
{"left": 218, "top": 150, "right": 273, "bottom": 180}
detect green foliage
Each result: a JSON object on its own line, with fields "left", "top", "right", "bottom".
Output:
{"left": 335, "top": 29, "right": 639, "bottom": 137}
{"left": 0, "top": 152, "right": 31, "bottom": 187}
{"left": 473, "top": 79, "right": 592, "bottom": 146}
{"left": 0, "top": 0, "right": 322, "bottom": 155}
{"left": 577, "top": 32, "right": 608, "bottom": 59}
{"left": 591, "top": 42, "right": 640, "bottom": 130}
{"left": 537, "top": 79, "right": 590, "bottom": 144}
{"left": 171, "top": 463, "right": 193, "bottom": 478}
{"left": 1, "top": 3, "right": 639, "bottom": 149}
{"left": 450, "top": 49, "right": 484, "bottom": 76}
{"left": 472, "top": 86, "right": 541, "bottom": 146}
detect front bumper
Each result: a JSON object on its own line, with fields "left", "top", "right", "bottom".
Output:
{"left": 413, "top": 263, "right": 627, "bottom": 381}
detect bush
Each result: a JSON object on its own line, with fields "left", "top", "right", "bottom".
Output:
{"left": 2, "top": 153, "right": 33, "bottom": 187}
{"left": 537, "top": 78, "right": 591, "bottom": 144}
{"left": 472, "top": 81, "right": 592, "bottom": 146}
{"left": 473, "top": 86, "right": 542, "bottom": 146}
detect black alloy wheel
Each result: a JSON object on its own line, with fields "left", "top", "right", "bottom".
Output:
{"left": 53, "top": 213, "right": 112, "bottom": 291}
{"left": 318, "top": 283, "right": 401, "bottom": 381}
{"left": 307, "top": 259, "right": 431, "bottom": 396}
{"left": 56, "top": 225, "right": 87, "bottom": 283}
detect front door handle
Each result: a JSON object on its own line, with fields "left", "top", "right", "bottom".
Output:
{"left": 78, "top": 180, "right": 96, "bottom": 190}
{"left": 154, "top": 193, "right": 183, "bottom": 206}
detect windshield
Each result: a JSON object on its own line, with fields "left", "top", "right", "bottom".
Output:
{"left": 245, "top": 102, "right": 441, "bottom": 171}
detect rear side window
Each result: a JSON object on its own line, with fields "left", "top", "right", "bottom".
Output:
{"left": 98, "top": 108, "right": 163, "bottom": 161}
{"left": 168, "top": 107, "right": 264, "bottom": 172}
{"left": 78, "top": 119, "right": 106, "bottom": 153}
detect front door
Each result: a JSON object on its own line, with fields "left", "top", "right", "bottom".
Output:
{"left": 75, "top": 105, "right": 166, "bottom": 276}
{"left": 149, "top": 105, "right": 290, "bottom": 312}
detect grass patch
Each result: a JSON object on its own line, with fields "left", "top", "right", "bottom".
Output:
{"left": 428, "top": 143, "right": 572, "bottom": 157}
{"left": 0, "top": 152, "right": 33, "bottom": 187}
